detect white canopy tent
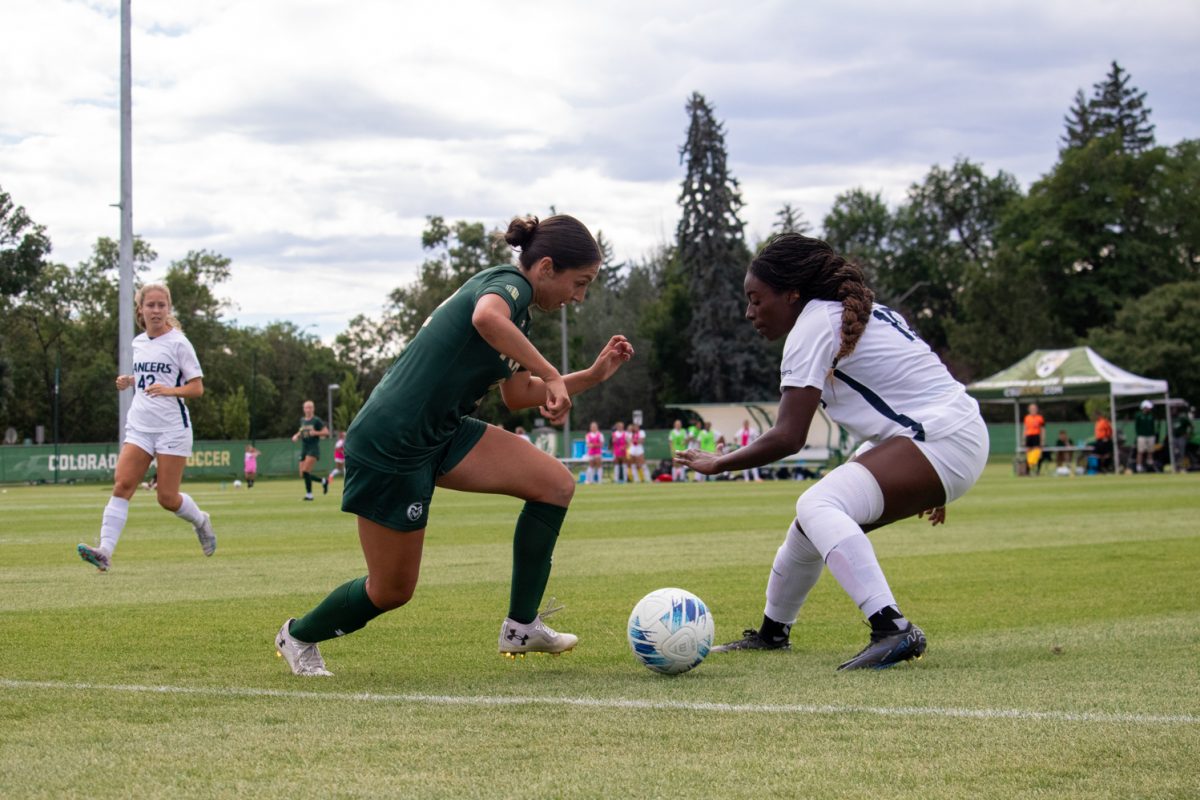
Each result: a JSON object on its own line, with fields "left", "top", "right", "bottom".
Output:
{"left": 966, "top": 347, "right": 1176, "bottom": 472}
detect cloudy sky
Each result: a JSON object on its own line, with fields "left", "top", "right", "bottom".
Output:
{"left": 3, "top": 0, "right": 1198, "bottom": 340}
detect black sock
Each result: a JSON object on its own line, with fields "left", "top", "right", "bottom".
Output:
{"left": 303, "top": 472, "right": 313, "bottom": 493}
{"left": 760, "top": 615, "right": 791, "bottom": 642}
{"left": 247, "top": 478, "right": 254, "bottom": 487}
{"left": 868, "top": 605, "right": 907, "bottom": 633}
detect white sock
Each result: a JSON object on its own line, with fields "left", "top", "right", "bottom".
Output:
{"left": 642, "top": 465, "right": 651, "bottom": 482}
{"left": 98, "top": 496, "right": 130, "bottom": 556}
{"left": 825, "top": 534, "right": 896, "bottom": 618}
{"left": 794, "top": 462, "right": 894, "bottom": 618}
{"left": 174, "top": 492, "right": 205, "bottom": 526}
{"left": 764, "top": 521, "right": 824, "bottom": 624}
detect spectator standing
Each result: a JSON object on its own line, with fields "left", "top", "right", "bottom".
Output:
{"left": 668, "top": 420, "right": 689, "bottom": 482}
{"left": 1172, "top": 407, "right": 1194, "bottom": 470}
{"left": 1022, "top": 403, "right": 1046, "bottom": 476}
{"left": 611, "top": 421, "right": 630, "bottom": 483}
{"left": 1134, "top": 400, "right": 1158, "bottom": 472}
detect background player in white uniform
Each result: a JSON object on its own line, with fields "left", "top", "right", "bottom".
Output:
{"left": 736, "top": 420, "right": 764, "bottom": 482}
{"left": 676, "top": 233, "right": 987, "bottom": 670}
{"left": 77, "top": 284, "right": 216, "bottom": 571}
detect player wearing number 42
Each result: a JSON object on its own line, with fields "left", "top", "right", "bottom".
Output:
{"left": 674, "top": 233, "right": 988, "bottom": 670}
{"left": 76, "top": 283, "right": 216, "bottom": 572}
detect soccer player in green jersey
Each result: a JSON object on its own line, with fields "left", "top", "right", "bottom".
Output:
{"left": 292, "top": 400, "right": 330, "bottom": 500}
{"left": 275, "top": 214, "right": 634, "bottom": 676}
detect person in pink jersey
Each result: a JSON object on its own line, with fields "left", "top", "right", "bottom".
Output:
{"left": 585, "top": 421, "right": 605, "bottom": 484}
{"left": 611, "top": 421, "right": 630, "bottom": 483}
{"left": 244, "top": 444, "right": 261, "bottom": 488}
{"left": 628, "top": 422, "right": 650, "bottom": 482}
{"left": 737, "top": 420, "right": 764, "bottom": 482}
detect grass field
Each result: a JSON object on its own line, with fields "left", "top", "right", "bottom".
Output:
{"left": 2, "top": 466, "right": 1198, "bottom": 799}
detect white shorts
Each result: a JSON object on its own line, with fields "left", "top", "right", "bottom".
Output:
{"left": 853, "top": 415, "right": 989, "bottom": 504}
{"left": 1136, "top": 435, "right": 1155, "bottom": 455}
{"left": 629, "top": 445, "right": 644, "bottom": 457}
{"left": 124, "top": 426, "right": 194, "bottom": 458}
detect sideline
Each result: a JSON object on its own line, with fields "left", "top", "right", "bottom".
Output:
{"left": 2, "top": 677, "right": 1196, "bottom": 726}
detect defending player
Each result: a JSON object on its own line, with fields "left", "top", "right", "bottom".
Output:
{"left": 675, "top": 233, "right": 987, "bottom": 670}
{"left": 76, "top": 283, "right": 216, "bottom": 571}
{"left": 292, "top": 400, "right": 330, "bottom": 500}
{"left": 274, "top": 214, "right": 633, "bottom": 676}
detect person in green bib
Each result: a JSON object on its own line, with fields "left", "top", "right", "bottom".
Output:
{"left": 274, "top": 214, "right": 634, "bottom": 676}
{"left": 668, "top": 420, "right": 688, "bottom": 481}
{"left": 695, "top": 420, "right": 725, "bottom": 481}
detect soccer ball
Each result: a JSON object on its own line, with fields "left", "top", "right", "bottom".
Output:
{"left": 627, "top": 587, "right": 714, "bottom": 675}
{"left": 232, "top": 479, "right": 243, "bottom": 488}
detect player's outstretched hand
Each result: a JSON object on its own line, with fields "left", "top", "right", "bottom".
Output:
{"left": 673, "top": 448, "right": 720, "bottom": 475}
{"left": 591, "top": 335, "right": 634, "bottom": 383}
{"left": 918, "top": 506, "right": 946, "bottom": 526}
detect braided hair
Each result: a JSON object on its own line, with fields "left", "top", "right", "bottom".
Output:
{"left": 749, "top": 233, "right": 874, "bottom": 365}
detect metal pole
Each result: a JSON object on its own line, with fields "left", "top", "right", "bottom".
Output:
{"left": 53, "top": 352, "right": 61, "bottom": 485}
{"left": 116, "top": 0, "right": 134, "bottom": 441}
{"left": 1164, "top": 394, "right": 1176, "bottom": 473}
{"left": 327, "top": 384, "right": 339, "bottom": 431}
{"left": 1110, "top": 394, "right": 1119, "bottom": 474}
{"left": 249, "top": 350, "right": 257, "bottom": 445}
{"left": 560, "top": 305, "right": 570, "bottom": 459}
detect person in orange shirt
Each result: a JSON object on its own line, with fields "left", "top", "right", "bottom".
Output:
{"left": 1023, "top": 403, "right": 1046, "bottom": 475}
{"left": 1092, "top": 410, "right": 1115, "bottom": 472}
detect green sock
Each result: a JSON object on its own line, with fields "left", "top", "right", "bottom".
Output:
{"left": 508, "top": 501, "right": 568, "bottom": 624}
{"left": 303, "top": 472, "right": 313, "bottom": 493}
{"left": 289, "top": 576, "right": 383, "bottom": 643}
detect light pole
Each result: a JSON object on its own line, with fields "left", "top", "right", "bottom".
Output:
{"left": 327, "top": 383, "right": 340, "bottom": 432}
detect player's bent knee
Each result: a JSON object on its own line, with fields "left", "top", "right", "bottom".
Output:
{"left": 794, "top": 463, "right": 885, "bottom": 556}
{"left": 370, "top": 582, "right": 415, "bottom": 611}
{"left": 156, "top": 490, "right": 180, "bottom": 510}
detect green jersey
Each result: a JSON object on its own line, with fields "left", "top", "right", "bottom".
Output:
{"left": 1134, "top": 411, "right": 1157, "bottom": 437}
{"left": 668, "top": 428, "right": 688, "bottom": 452}
{"left": 698, "top": 429, "right": 717, "bottom": 453}
{"left": 298, "top": 416, "right": 326, "bottom": 458}
{"left": 349, "top": 265, "right": 534, "bottom": 472}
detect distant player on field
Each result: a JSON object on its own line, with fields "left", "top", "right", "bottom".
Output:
{"left": 326, "top": 431, "right": 346, "bottom": 485}
{"left": 292, "top": 400, "right": 330, "bottom": 500}
{"left": 244, "top": 444, "right": 261, "bottom": 488}
{"left": 628, "top": 422, "right": 650, "bottom": 482}
{"left": 274, "top": 214, "right": 633, "bottom": 676}
{"left": 584, "top": 421, "right": 605, "bottom": 484}
{"left": 76, "top": 283, "right": 216, "bottom": 571}
{"left": 676, "top": 234, "right": 987, "bottom": 670}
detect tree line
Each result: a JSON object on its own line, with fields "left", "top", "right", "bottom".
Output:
{"left": 2, "top": 61, "right": 1197, "bottom": 444}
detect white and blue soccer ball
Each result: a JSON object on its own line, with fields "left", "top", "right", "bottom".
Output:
{"left": 627, "top": 587, "right": 714, "bottom": 675}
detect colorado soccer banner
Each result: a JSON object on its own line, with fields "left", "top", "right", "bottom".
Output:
{"left": 0, "top": 440, "right": 331, "bottom": 483}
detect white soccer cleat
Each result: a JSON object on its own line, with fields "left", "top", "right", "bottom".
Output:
{"left": 194, "top": 512, "right": 217, "bottom": 557}
{"left": 275, "top": 618, "right": 333, "bottom": 676}
{"left": 498, "top": 615, "right": 578, "bottom": 657}
{"left": 76, "top": 543, "right": 111, "bottom": 572}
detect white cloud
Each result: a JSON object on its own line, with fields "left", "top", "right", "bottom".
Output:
{"left": 2, "top": 0, "right": 1198, "bottom": 339}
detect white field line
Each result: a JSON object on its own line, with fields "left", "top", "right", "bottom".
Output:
{"left": 2, "top": 678, "right": 1196, "bottom": 726}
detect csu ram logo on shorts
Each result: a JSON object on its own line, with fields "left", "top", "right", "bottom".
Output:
{"left": 406, "top": 502, "right": 424, "bottom": 522}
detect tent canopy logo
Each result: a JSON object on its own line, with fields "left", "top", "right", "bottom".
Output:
{"left": 1035, "top": 350, "right": 1071, "bottom": 379}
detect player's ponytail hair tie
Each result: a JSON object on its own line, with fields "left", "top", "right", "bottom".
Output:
{"left": 506, "top": 213, "right": 601, "bottom": 273}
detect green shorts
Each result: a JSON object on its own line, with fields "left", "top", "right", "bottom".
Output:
{"left": 341, "top": 416, "right": 488, "bottom": 531}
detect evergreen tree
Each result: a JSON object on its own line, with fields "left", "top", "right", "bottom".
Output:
{"left": 773, "top": 202, "right": 811, "bottom": 235}
{"left": 1062, "top": 61, "right": 1155, "bottom": 153}
{"left": 1061, "top": 88, "right": 1096, "bottom": 151}
{"left": 675, "top": 92, "right": 774, "bottom": 402}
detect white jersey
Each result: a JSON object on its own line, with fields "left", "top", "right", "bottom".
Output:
{"left": 126, "top": 328, "right": 204, "bottom": 433}
{"left": 780, "top": 300, "right": 979, "bottom": 444}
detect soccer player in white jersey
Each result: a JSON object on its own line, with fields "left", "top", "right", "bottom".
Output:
{"left": 77, "top": 284, "right": 216, "bottom": 571}
{"left": 736, "top": 420, "right": 764, "bottom": 482}
{"left": 675, "top": 234, "right": 987, "bottom": 670}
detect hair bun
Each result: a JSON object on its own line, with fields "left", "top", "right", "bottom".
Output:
{"left": 504, "top": 215, "right": 539, "bottom": 250}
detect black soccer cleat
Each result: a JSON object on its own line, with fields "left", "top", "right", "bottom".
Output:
{"left": 836, "top": 622, "right": 926, "bottom": 671}
{"left": 711, "top": 628, "right": 791, "bottom": 653}
{"left": 322, "top": 477, "right": 329, "bottom": 495}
